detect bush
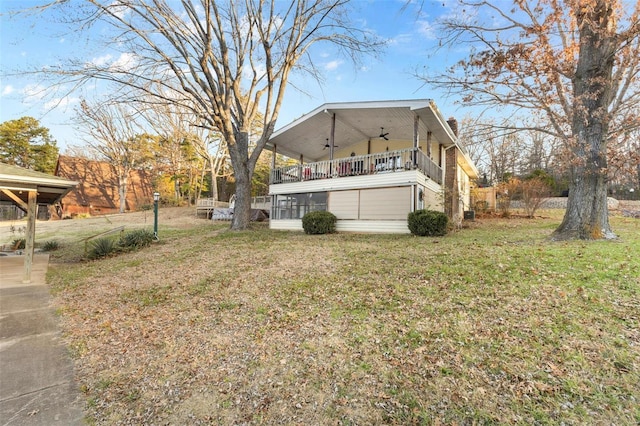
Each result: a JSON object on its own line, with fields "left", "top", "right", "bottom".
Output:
{"left": 520, "top": 177, "right": 551, "bottom": 218}
{"left": 12, "top": 238, "right": 26, "bottom": 250}
{"left": 88, "top": 237, "right": 118, "bottom": 260}
{"left": 41, "top": 240, "right": 60, "bottom": 252}
{"left": 302, "top": 211, "right": 337, "bottom": 235}
{"left": 119, "top": 229, "right": 155, "bottom": 250}
{"left": 407, "top": 210, "right": 448, "bottom": 237}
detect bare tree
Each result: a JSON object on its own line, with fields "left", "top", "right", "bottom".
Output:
{"left": 36, "top": 0, "right": 382, "bottom": 230}
{"left": 423, "top": 0, "right": 640, "bottom": 240}
{"left": 457, "top": 118, "right": 525, "bottom": 183}
{"left": 608, "top": 127, "right": 640, "bottom": 197}
{"left": 75, "top": 99, "right": 152, "bottom": 213}
{"left": 521, "top": 130, "right": 558, "bottom": 175}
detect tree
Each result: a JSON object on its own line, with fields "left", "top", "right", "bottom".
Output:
{"left": 608, "top": 127, "right": 640, "bottom": 197}
{"left": 520, "top": 176, "right": 552, "bottom": 218}
{"left": 75, "top": 99, "right": 153, "bottom": 213}
{"left": 457, "top": 118, "right": 526, "bottom": 184}
{"left": 0, "top": 116, "right": 59, "bottom": 174}
{"left": 37, "top": 0, "right": 381, "bottom": 230}
{"left": 134, "top": 88, "right": 226, "bottom": 203}
{"left": 423, "top": 0, "right": 640, "bottom": 240}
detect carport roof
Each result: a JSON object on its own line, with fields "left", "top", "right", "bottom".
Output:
{"left": 0, "top": 163, "right": 78, "bottom": 205}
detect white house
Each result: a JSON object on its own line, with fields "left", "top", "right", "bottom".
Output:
{"left": 266, "top": 99, "right": 478, "bottom": 233}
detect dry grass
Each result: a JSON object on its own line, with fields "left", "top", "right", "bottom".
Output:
{"left": 46, "top": 208, "right": 640, "bottom": 425}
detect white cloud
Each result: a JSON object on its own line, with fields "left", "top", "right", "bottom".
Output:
{"left": 416, "top": 20, "right": 436, "bottom": 40}
{"left": 110, "top": 2, "right": 131, "bottom": 19}
{"left": 110, "top": 52, "right": 138, "bottom": 71}
{"left": 86, "top": 52, "right": 138, "bottom": 71}
{"left": 89, "top": 54, "right": 113, "bottom": 67}
{"left": 22, "top": 84, "right": 48, "bottom": 104}
{"left": 324, "top": 60, "right": 343, "bottom": 71}
{"left": 388, "top": 33, "right": 413, "bottom": 46}
{"left": 2, "top": 85, "right": 14, "bottom": 96}
{"left": 44, "top": 96, "right": 80, "bottom": 110}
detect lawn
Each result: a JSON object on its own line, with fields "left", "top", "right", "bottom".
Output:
{"left": 47, "top": 210, "right": 640, "bottom": 425}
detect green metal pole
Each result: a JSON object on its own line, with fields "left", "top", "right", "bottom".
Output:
{"left": 153, "top": 192, "right": 159, "bottom": 240}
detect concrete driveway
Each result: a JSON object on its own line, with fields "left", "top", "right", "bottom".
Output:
{"left": 0, "top": 254, "right": 85, "bottom": 425}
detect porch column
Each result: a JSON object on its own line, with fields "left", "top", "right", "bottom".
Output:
{"left": 413, "top": 114, "right": 420, "bottom": 149}
{"left": 329, "top": 113, "right": 336, "bottom": 175}
{"left": 271, "top": 144, "right": 277, "bottom": 184}
{"left": 329, "top": 113, "right": 336, "bottom": 160}
{"left": 271, "top": 144, "right": 277, "bottom": 169}
{"left": 413, "top": 114, "right": 420, "bottom": 167}
{"left": 299, "top": 154, "right": 304, "bottom": 182}
{"left": 23, "top": 190, "right": 37, "bottom": 284}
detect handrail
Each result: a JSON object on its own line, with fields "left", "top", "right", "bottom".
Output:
{"left": 270, "top": 148, "right": 442, "bottom": 185}
{"left": 83, "top": 226, "right": 125, "bottom": 255}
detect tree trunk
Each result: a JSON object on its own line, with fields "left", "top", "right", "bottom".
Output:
{"left": 230, "top": 131, "right": 252, "bottom": 230}
{"left": 209, "top": 155, "right": 218, "bottom": 203}
{"left": 552, "top": 0, "right": 616, "bottom": 240}
{"left": 118, "top": 173, "right": 128, "bottom": 214}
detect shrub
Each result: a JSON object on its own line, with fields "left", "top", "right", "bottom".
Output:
{"left": 41, "top": 240, "right": 60, "bottom": 252}
{"left": 12, "top": 238, "right": 26, "bottom": 250}
{"left": 119, "top": 229, "right": 155, "bottom": 250}
{"left": 302, "top": 211, "right": 337, "bottom": 235}
{"left": 520, "top": 177, "right": 551, "bottom": 218}
{"left": 496, "top": 178, "right": 521, "bottom": 217}
{"left": 88, "top": 237, "right": 118, "bottom": 260}
{"left": 407, "top": 209, "right": 448, "bottom": 237}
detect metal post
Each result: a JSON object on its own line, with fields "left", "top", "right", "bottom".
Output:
{"left": 153, "top": 192, "right": 160, "bottom": 240}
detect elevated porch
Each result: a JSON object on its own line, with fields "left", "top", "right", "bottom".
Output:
{"left": 270, "top": 148, "right": 442, "bottom": 186}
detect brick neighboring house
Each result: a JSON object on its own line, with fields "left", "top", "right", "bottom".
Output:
{"left": 54, "top": 155, "right": 154, "bottom": 218}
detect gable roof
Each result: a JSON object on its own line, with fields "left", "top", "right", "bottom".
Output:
{"left": 267, "top": 99, "right": 460, "bottom": 162}
{"left": 0, "top": 162, "right": 78, "bottom": 205}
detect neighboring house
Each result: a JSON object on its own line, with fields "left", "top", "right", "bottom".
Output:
{"left": 54, "top": 155, "right": 154, "bottom": 217}
{"left": 266, "top": 99, "right": 479, "bottom": 233}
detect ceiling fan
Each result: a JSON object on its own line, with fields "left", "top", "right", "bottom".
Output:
{"left": 322, "top": 138, "right": 338, "bottom": 149}
{"left": 379, "top": 127, "right": 389, "bottom": 140}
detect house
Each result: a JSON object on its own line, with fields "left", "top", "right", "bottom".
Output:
{"left": 54, "top": 156, "right": 154, "bottom": 217}
{"left": 266, "top": 99, "right": 479, "bottom": 233}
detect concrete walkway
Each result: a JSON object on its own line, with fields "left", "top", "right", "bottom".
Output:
{"left": 0, "top": 254, "right": 85, "bottom": 425}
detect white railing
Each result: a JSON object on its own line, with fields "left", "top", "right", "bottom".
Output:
{"left": 270, "top": 148, "right": 442, "bottom": 185}
{"left": 251, "top": 196, "right": 271, "bottom": 210}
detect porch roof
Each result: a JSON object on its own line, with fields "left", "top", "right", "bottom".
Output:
{"left": 267, "top": 99, "right": 458, "bottom": 163}
{"left": 0, "top": 163, "right": 78, "bottom": 205}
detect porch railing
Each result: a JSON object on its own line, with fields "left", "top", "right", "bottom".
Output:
{"left": 270, "top": 148, "right": 442, "bottom": 185}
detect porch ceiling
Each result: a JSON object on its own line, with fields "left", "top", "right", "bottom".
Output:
{"left": 267, "top": 99, "right": 457, "bottom": 162}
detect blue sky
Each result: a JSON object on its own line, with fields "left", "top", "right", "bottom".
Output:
{"left": 0, "top": 0, "right": 467, "bottom": 151}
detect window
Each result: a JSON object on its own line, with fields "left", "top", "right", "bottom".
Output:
{"left": 272, "top": 192, "right": 327, "bottom": 220}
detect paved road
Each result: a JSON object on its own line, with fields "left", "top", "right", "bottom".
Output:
{"left": 0, "top": 254, "right": 85, "bottom": 425}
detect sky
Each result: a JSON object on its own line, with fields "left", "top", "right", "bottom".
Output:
{"left": 0, "top": 0, "right": 468, "bottom": 152}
